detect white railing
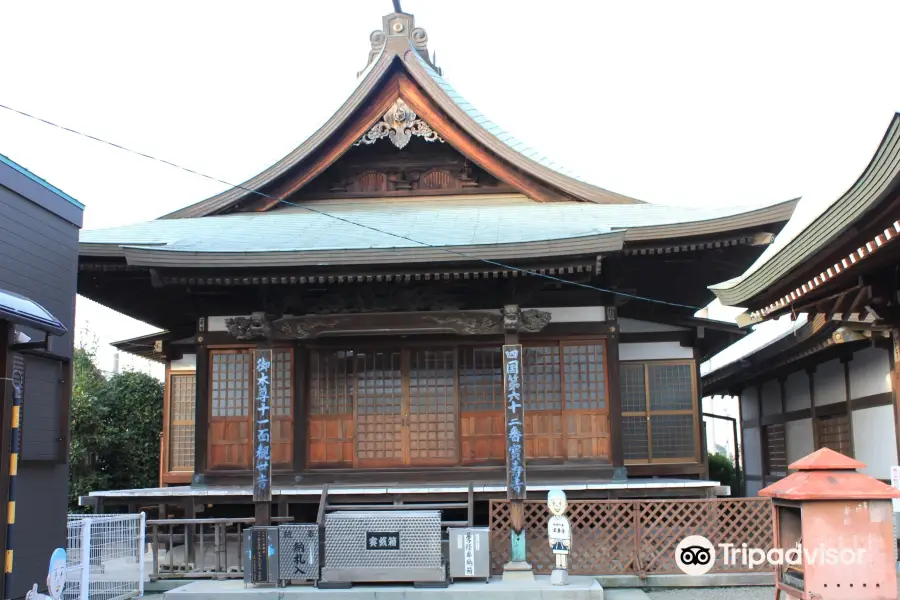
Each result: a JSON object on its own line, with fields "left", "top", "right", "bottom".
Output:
{"left": 66, "top": 513, "right": 145, "bottom": 600}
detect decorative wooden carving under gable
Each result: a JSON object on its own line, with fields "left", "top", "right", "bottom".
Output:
{"left": 222, "top": 309, "right": 552, "bottom": 341}
{"left": 356, "top": 98, "right": 444, "bottom": 150}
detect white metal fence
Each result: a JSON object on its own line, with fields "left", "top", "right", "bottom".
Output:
{"left": 66, "top": 513, "right": 145, "bottom": 600}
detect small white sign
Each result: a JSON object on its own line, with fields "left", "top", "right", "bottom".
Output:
{"left": 891, "top": 466, "right": 900, "bottom": 513}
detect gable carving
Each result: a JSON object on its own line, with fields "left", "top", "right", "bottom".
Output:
{"left": 356, "top": 99, "right": 444, "bottom": 150}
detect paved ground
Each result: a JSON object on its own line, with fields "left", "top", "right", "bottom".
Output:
{"left": 646, "top": 587, "right": 771, "bottom": 600}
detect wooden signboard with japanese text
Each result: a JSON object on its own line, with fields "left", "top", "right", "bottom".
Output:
{"left": 253, "top": 349, "right": 273, "bottom": 502}
{"left": 503, "top": 344, "right": 526, "bottom": 500}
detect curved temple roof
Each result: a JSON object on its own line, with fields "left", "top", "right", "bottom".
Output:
{"left": 710, "top": 112, "right": 900, "bottom": 311}
{"left": 160, "top": 9, "right": 653, "bottom": 220}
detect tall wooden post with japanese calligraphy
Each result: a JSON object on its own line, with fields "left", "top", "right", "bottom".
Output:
{"left": 501, "top": 336, "right": 534, "bottom": 580}
{"left": 253, "top": 349, "right": 273, "bottom": 526}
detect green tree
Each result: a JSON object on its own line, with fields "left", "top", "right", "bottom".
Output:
{"left": 100, "top": 370, "right": 164, "bottom": 492}
{"left": 68, "top": 340, "right": 164, "bottom": 511}
{"left": 708, "top": 452, "right": 743, "bottom": 496}
{"left": 69, "top": 344, "right": 110, "bottom": 511}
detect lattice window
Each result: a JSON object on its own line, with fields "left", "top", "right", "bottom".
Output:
{"left": 815, "top": 414, "right": 852, "bottom": 457}
{"left": 622, "top": 415, "right": 649, "bottom": 460}
{"left": 648, "top": 364, "right": 693, "bottom": 411}
{"left": 563, "top": 343, "right": 606, "bottom": 410}
{"left": 523, "top": 345, "right": 562, "bottom": 410}
{"left": 620, "top": 361, "right": 698, "bottom": 463}
{"left": 355, "top": 350, "right": 403, "bottom": 462}
{"left": 211, "top": 351, "right": 251, "bottom": 418}
{"left": 459, "top": 346, "right": 503, "bottom": 411}
{"left": 272, "top": 349, "right": 292, "bottom": 418}
{"left": 409, "top": 348, "right": 457, "bottom": 460}
{"left": 650, "top": 414, "right": 695, "bottom": 459}
{"left": 168, "top": 373, "right": 196, "bottom": 471}
{"left": 620, "top": 364, "right": 646, "bottom": 413}
{"left": 763, "top": 423, "right": 787, "bottom": 475}
{"left": 310, "top": 350, "right": 354, "bottom": 415}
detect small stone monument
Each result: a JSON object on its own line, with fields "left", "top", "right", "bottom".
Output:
{"left": 547, "top": 489, "right": 571, "bottom": 586}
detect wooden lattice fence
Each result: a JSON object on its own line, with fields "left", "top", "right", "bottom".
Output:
{"left": 489, "top": 498, "right": 773, "bottom": 576}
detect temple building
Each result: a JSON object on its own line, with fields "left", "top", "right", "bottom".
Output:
{"left": 704, "top": 112, "right": 900, "bottom": 495}
{"left": 78, "top": 7, "right": 797, "bottom": 516}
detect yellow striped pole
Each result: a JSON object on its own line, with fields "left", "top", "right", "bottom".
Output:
{"left": 4, "top": 366, "right": 23, "bottom": 599}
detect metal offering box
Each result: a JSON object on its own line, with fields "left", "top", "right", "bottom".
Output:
{"left": 278, "top": 524, "right": 320, "bottom": 583}
{"left": 320, "top": 511, "right": 445, "bottom": 584}
{"left": 448, "top": 527, "right": 490, "bottom": 582}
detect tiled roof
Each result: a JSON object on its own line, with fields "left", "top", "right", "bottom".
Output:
{"left": 81, "top": 194, "right": 794, "bottom": 267}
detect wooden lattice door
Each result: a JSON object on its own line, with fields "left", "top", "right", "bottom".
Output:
{"left": 407, "top": 348, "right": 458, "bottom": 465}
{"left": 354, "top": 349, "right": 404, "bottom": 467}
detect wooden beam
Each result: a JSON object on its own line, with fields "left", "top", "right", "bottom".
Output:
{"left": 398, "top": 75, "right": 566, "bottom": 203}
{"left": 842, "top": 285, "right": 870, "bottom": 322}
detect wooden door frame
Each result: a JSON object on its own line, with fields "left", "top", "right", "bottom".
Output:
{"left": 621, "top": 358, "right": 701, "bottom": 465}
{"left": 161, "top": 367, "right": 197, "bottom": 485}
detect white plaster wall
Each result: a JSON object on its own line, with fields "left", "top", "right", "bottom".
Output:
{"left": 170, "top": 353, "right": 196, "bottom": 371}
{"left": 761, "top": 379, "right": 782, "bottom": 416}
{"left": 741, "top": 388, "right": 759, "bottom": 422}
{"left": 743, "top": 426, "right": 762, "bottom": 478}
{"left": 785, "top": 418, "right": 814, "bottom": 465}
{"left": 852, "top": 405, "right": 899, "bottom": 480}
{"left": 618, "top": 318, "right": 687, "bottom": 333}
{"left": 849, "top": 346, "right": 891, "bottom": 399}
{"left": 619, "top": 341, "right": 694, "bottom": 361}
{"left": 814, "top": 359, "right": 845, "bottom": 406}
{"left": 784, "top": 371, "right": 810, "bottom": 413}
{"left": 533, "top": 307, "right": 606, "bottom": 323}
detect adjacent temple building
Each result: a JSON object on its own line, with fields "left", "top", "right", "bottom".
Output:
{"left": 78, "top": 7, "right": 797, "bottom": 517}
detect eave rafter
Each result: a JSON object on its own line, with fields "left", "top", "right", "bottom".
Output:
{"left": 750, "top": 219, "right": 900, "bottom": 322}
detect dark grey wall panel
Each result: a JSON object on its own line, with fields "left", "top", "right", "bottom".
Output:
{"left": 0, "top": 185, "right": 78, "bottom": 358}
{"left": 0, "top": 173, "right": 80, "bottom": 600}
{"left": 21, "top": 356, "right": 62, "bottom": 461}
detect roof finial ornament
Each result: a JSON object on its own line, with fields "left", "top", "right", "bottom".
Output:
{"left": 358, "top": 4, "right": 441, "bottom": 77}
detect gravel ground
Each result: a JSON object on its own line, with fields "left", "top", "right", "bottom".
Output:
{"left": 646, "top": 587, "right": 772, "bottom": 600}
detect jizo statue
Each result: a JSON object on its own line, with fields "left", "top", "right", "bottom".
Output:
{"left": 547, "top": 489, "right": 571, "bottom": 584}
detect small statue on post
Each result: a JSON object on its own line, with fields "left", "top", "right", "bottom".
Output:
{"left": 547, "top": 489, "right": 571, "bottom": 586}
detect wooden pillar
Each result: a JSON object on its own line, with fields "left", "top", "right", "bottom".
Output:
{"left": 756, "top": 383, "right": 765, "bottom": 488}
{"left": 807, "top": 367, "right": 818, "bottom": 449}
{"left": 606, "top": 307, "right": 625, "bottom": 480}
{"left": 842, "top": 355, "right": 855, "bottom": 457}
{"left": 292, "top": 346, "right": 307, "bottom": 473}
{"left": 193, "top": 330, "right": 210, "bottom": 480}
{"left": 501, "top": 305, "right": 533, "bottom": 580}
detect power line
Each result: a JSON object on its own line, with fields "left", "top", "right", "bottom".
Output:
{"left": 0, "top": 101, "right": 703, "bottom": 310}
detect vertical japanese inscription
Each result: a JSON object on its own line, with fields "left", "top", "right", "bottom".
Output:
{"left": 253, "top": 349, "right": 273, "bottom": 502}
{"left": 503, "top": 344, "right": 526, "bottom": 500}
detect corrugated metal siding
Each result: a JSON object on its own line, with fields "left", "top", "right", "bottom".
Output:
{"left": 0, "top": 186, "right": 78, "bottom": 357}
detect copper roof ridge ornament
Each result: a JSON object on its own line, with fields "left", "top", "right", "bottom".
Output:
{"left": 356, "top": 98, "right": 444, "bottom": 149}
{"left": 358, "top": 5, "right": 441, "bottom": 77}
